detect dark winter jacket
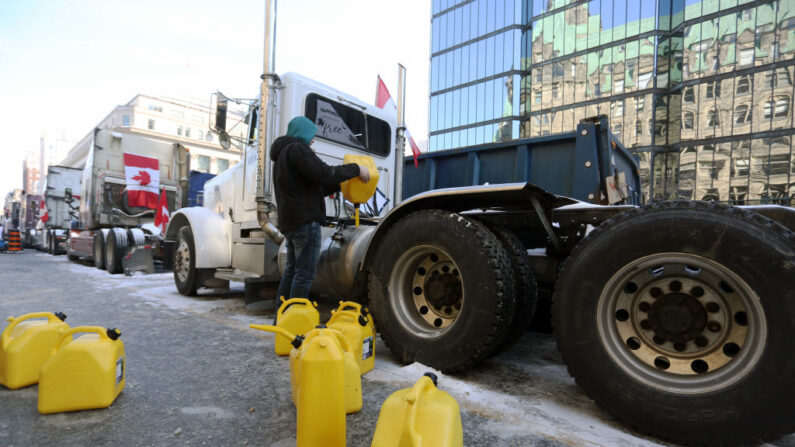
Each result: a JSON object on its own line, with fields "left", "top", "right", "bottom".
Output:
{"left": 270, "top": 135, "right": 359, "bottom": 233}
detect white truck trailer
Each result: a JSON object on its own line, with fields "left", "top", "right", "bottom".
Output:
{"left": 68, "top": 128, "right": 189, "bottom": 273}
{"left": 164, "top": 2, "right": 794, "bottom": 444}
{"left": 36, "top": 165, "right": 82, "bottom": 255}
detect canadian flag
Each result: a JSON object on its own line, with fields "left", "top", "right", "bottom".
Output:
{"left": 154, "top": 188, "right": 169, "bottom": 233}
{"left": 376, "top": 75, "right": 421, "bottom": 168}
{"left": 40, "top": 200, "right": 49, "bottom": 223}
{"left": 124, "top": 152, "right": 160, "bottom": 209}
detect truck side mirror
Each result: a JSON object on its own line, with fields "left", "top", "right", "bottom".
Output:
{"left": 212, "top": 93, "right": 231, "bottom": 150}
{"left": 214, "top": 94, "right": 228, "bottom": 133}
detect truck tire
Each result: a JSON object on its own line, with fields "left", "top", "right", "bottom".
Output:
{"left": 93, "top": 232, "right": 106, "bottom": 269}
{"left": 486, "top": 224, "right": 538, "bottom": 355}
{"left": 368, "top": 210, "right": 515, "bottom": 373}
{"left": 105, "top": 228, "right": 128, "bottom": 274}
{"left": 552, "top": 201, "right": 795, "bottom": 445}
{"left": 174, "top": 226, "right": 198, "bottom": 296}
{"left": 47, "top": 231, "right": 54, "bottom": 255}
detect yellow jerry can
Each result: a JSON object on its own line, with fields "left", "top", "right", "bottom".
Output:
{"left": 250, "top": 324, "right": 362, "bottom": 414}
{"left": 274, "top": 297, "right": 319, "bottom": 356}
{"left": 327, "top": 302, "right": 375, "bottom": 374}
{"left": 251, "top": 324, "right": 348, "bottom": 447}
{"left": 0, "top": 312, "right": 70, "bottom": 390}
{"left": 371, "top": 373, "right": 463, "bottom": 447}
{"left": 340, "top": 154, "right": 379, "bottom": 226}
{"left": 38, "top": 327, "right": 126, "bottom": 414}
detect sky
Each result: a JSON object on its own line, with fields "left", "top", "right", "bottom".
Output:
{"left": 0, "top": 0, "right": 431, "bottom": 197}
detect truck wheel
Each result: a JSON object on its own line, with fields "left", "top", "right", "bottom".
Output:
{"left": 368, "top": 210, "right": 515, "bottom": 373}
{"left": 174, "top": 226, "right": 198, "bottom": 296}
{"left": 94, "top": 231, "right": 106, "bottom": 269}
{"left": 486, "top": 225, "right": 538, "bottom": 355}
{"left": 552, "top": 201, "right": 795, "bottom": 445}
{"left": 47, "top": 231, "right": 54, "bottom": 254}
{"left": 105, "top": 228, "right": 128, "bottom": 274}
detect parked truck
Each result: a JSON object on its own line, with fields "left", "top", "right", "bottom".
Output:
{"left": 20, "top": 194, "right": 43, "bottom": 248}
{"left": 35, "top": 165, "right": 82, "bottom": 255}
{"left": 68, "top": 128, "right": 189, "bottom": 273}
{"left": 164, "top": 3, "right": 794, "bottom": 444}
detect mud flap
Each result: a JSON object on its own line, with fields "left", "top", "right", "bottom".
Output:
{"left": 122, "top": 246, "right": 155, "bottom": 275}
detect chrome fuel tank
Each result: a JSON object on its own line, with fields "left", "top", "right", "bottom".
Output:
{"left": 278, "top": 225, "right": 375, "bottom": 299}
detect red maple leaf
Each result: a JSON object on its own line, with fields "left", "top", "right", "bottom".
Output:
{"left": 132, "top": 170, "right": 151, "bottom": 186}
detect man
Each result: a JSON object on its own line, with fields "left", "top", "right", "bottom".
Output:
{"left": 271, "top": 116, "right": 370, "bottom": 299}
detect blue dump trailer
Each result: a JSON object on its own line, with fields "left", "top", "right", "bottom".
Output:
{"left": 185, "top": 171, "right": 215, "bottom": 208}
{"left": 404, "top": 116, "right": 641, "bottom": 204}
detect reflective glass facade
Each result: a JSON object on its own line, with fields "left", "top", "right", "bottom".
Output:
{"left": 429, "top": 0, "right": 795, "bottom": 204}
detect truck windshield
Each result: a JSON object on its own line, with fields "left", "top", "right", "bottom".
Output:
{"left": 304, "top": 94, "right": 391, "bottom": 157}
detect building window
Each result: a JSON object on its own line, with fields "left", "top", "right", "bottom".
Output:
{"left": 552, "top": 83, "right": 560, "bottom": 99}
{"left": 683, "top": 86, "right": 695, "bottom": 103}
{"left": 148, "top": 104, "right": 163, "bottom": 112}
{"left": 635, "top": 120, "right": 642, "bottom": 136}
{"left": 177, "top": 126, "right": 183, "bottom": 136}
{"left": 198, "top": 130, "right": 204, "bottom": 140}
{"left": 122, "top": 115, "right": 130, "bottom": 127}
{"left": 638, "top": 72, "right": 653, "bottom": 89}
{"left": 683, "top": 111, "right": 695, "bottom": 129}
{"left": 148, "top": 119, "right": 155, "bottom": 130}
{"left": 734, "top": 104, "right": 751, "bottom": 124}
{"left": 217, "top": 159, "right": 229, "bottom": 173}
{"left": 766, "top": 68, "right": 792, "bottom": 89}
{"left": 706, "top": 108, "right": 720, "bottom": 127}
{"left": 171, "top": 110, "right": 185, "bottom": 119}
{"left": 534, "top": 91, "right": 542, "bottom": 104}
{"left": 705, "top": 81, "right": 721, "bottom": 98}
{"left": 775, "top": 98, "right": 789, "bottom": 118}
{"left": 636, "top": 96, "right": 645, "bottom": 112}
{"left": 739, "top": 49, "right": 754, "bottom": 66}
{"left": 185, "top": 127, "right": 191, "bottom": 138}
{"left": 612, "top": 102, "right": 624, "bottom": 117}
{"left": 766, "top": 97, "right": 790, "bottom": 119}
{"left": 197, "top": 155, "right": 210, "bottom": 172}
{"left": 736, "top": 76, "right": 751, "bottom": 95}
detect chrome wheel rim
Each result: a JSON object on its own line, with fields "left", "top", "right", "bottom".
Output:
{"left": 597, "top": 253, "right": 767, "bottom": 394}
{"left": 175, "top": 239, "right": 191, "bottom": 283}
{"left": 388, "top": 245, "right": 464, "bottom": 338}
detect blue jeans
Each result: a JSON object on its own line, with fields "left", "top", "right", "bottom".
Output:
{"left": 278, "top": 221, "right": 321, "bottom": 300}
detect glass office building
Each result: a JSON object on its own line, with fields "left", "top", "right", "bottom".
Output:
{"left": 429, "top": 0, "right": 795, "bottom": 204}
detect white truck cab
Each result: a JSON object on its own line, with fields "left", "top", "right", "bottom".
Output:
{"left": 166, "top": 72, "right": 398, "bottom": 301}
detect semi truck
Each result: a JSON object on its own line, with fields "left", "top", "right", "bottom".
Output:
{"left": 36, "top": 165, "right": 82, "bottom": 255}
{"left": 20, "top": 194, "right": 42, "bottom": 248}
{"left": 68, "top": 128, "right": 189, "bottom": 273}
{"left": 164, "top": 2, "right": 794, "bottom": 444}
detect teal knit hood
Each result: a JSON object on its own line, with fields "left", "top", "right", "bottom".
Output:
{"left": 286, "top": 116, "right": 317, "bottom": 145}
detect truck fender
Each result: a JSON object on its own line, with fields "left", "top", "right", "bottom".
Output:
{"left": 361, "top": 182, "right": 575, "bottom": 270}
{"left": 166, "top": 207, "right": 230, "bottom": 268}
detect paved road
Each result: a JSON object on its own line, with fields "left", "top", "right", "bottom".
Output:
{"left": 0, "top": 251, "right": 792, "bottom": 446}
